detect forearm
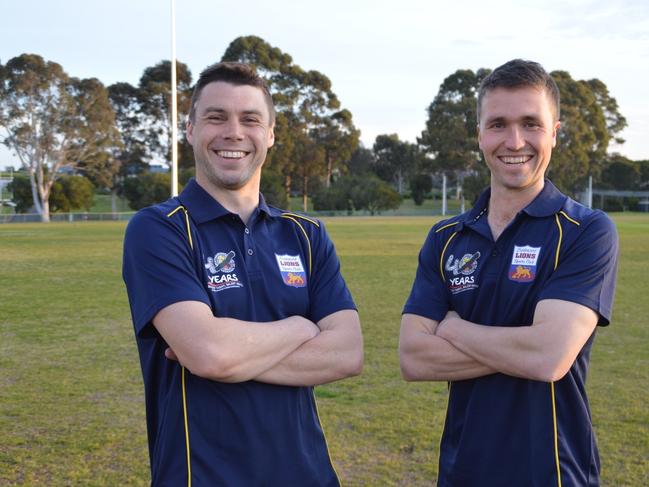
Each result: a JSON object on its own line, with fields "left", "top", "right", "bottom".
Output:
{"left": 435, "top": 301, "right": 598, "bottom": 382}
{"left": 436, "top": 318, "right": 544, "bottom": 380}
{"left": 399, "top": 314, "right": 496, "bottom": 381}
{"left": 254, "top": 310, "right": 363, "bottom": 387}
{"left": 154, "top": 301, "right": 319, "bottom": 382}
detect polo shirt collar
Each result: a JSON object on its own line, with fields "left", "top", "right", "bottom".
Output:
{"left": 177, "top": 178, "right": 272, "bottom": 224}
{"left": 522, "top": 179, "right": 568, "bottom": 217}
{"left": 465, "top": 179, "right": 567, "bottom": 224}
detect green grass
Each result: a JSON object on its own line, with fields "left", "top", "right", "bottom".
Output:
{"left": 88, "top": 194, "right": 131, "bottom": 213}
{"left": 1, "top": 215, "right": 647, "bottom": 485}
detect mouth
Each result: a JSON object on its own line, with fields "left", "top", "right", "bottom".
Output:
{"left": 213, "top": 150, "right": 250, "bottom": 159}
{"left": 498, "top": 155, "right": 533, "bottom": 165}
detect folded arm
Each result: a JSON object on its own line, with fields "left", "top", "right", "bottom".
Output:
{"left": 153, "top": 300, "right": 320, "bottom": 382}
{"left": 254, "top": 309, "right": 363, "bottom": 386}
{"left": 435, "top": 299, "right": 598, "bottom": 382}
{"left": 399, "top": 313, "right": 496, "bottom": 381}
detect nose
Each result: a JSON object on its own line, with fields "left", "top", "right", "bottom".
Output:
{"left": 505, "top": 125, "right": 525, "bottom": 151}
{"left": 223, "top": 119, "right": 244, "bottom": 140}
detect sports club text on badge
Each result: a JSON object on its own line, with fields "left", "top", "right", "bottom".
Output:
{"left": 275, "top": 254, "right": 307, "bottom": 288}
{"left": 508, "top": 245, "right": 541, "bottom": 282}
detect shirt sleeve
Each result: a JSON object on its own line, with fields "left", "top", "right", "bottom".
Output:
{"left": 307, "top": 221, "right": 357, "bottom": 323}
{"left": 122, "top": 208, "right": 211, "bottom": 337}
{"left": 538, "top": 211, "right": 619, "bottom": 326}
{"left": 402, "top": 227, "right": 451, "bottom": 322}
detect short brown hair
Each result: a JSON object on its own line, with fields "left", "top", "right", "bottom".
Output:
{"left": 189, "top": 61, "right": 275, "bottom": 124}
{"left": 477, "top": 59, "right": 560, "bottom": 123}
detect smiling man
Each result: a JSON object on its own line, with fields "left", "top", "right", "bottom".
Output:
{"left": 399, "top": 59, "right": 619, "bottom": 486}
{"left": 123, "top": 62, "right": 362, "bottom": 486}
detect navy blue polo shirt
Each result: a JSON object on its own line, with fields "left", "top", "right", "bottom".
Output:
{"left": 123, "top": 178, "right": 356, "bottom": 486}
{"left": 403, "top": 180, "right": 618, "bottom": 487}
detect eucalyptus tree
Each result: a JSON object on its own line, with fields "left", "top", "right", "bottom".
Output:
{"left": 0, "top": 54, "right": 118, "bottom": 220}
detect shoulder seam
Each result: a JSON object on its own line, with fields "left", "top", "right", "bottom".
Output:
{"left": 558, "top": 210, "right": 580, "bottom": 226}
{"left": 281, "top": 212, "right": 320, "bottom": 227}
{"left": 435, "top": 221, "right": 460, "bottom": 233}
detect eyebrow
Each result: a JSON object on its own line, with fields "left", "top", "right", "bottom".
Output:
{"left": 484, "top": 114, "right": 543, "bottom": 125}
{"left": 200, "top": 107, "right": 265, "bottom": 117}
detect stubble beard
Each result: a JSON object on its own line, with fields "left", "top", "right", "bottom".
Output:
{"left": 196, "top": 151, "right": 264, "bottom": 191}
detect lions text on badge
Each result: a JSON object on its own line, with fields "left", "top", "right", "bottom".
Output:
{"left": 275, "top": 254, "right": 307, "bottom": 288}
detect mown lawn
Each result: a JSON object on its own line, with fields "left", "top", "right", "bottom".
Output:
{"left": 0, "top": 215, "right": 647, "bottom": 485}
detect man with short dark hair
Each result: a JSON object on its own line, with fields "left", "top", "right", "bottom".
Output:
{"left": 123, "top": 62, "right": 363, "bottom": 486}
{"left": 400, "top": 59, "right": 618, "bottom": 486}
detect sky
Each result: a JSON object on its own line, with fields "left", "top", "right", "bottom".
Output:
{"left": 1, "top": 0, "right": 648, "bottom": 169}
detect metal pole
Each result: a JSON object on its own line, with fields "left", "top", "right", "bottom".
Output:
{"left": 170, "top": 0, "right": 179, "bottom": 197}
{"left": 442, "top": 173, "right": 447, "bottom": 216}
{"left": 588, "top": 175, "right": 593, "bottom": 209}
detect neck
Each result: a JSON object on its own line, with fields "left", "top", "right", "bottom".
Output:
{"left": 487, "top": 180, "right": 544, "bottom": 240}
{"left": 196, "top": 176, "right": 260, "bottom": 225}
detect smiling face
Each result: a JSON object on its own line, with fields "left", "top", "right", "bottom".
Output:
{"left": 478, "top": 86, "right": 560, "bottom": 196}
{"left": 186, "top": 81, "right": 275, "bottom": 195}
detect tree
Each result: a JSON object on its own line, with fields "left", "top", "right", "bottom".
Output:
{"left": 123, "top": 172, "right": 174, "bottom": 210}
{"left": 137, "top": 60, "right": 193, "bottom": 169}
{"left": 409, "top": 173, "right": 433, "bottom": 205}
{"left": 347, "top": 145, "right": 376, "bottom": 175}
{"left": 107, "top": 82, "right": 148, "bottom": 211}
{"left": 0, "top": 54, "right": 119, "bottom": 221}
{"left": 49, "top": 175, "right": 95, "bottom": 212}
{"left": 600, "top": 154, "right": 640, "bottom": 190}
{"left": 222, "top": 36, "right": 359, "bottom": 208}
{"left": 550, "top": 71, "right": 627, "bottom": 195}
{"left": 9, "top": 173, "right": 94, "bottom": 212}
{"left": 373, "top": 134, "right": 423, "bottom": 194}
{"left": 311, "top": 108, "right": 360, "bottom": 186}
{"left": 637, "top": 160, "right": 649, "bottom": 189}
{"left": 6, "top": 175, "right": 33, "bottom": 213}
{"left": 349, "top": 175, "right": 401, "bottom": 215}
{"left": 419, "top": 69, "right": 489, "bottom": 198}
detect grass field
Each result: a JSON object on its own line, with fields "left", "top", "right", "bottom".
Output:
{"left": 1, "top": 215, "right": 648, "bottom": 485}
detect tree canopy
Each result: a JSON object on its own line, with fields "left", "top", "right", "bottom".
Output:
{"left": 222, "top": 36, "right": 360, "bottom": 209}
{"left": 0, "top": 54, "right": 119, "bottom": 221}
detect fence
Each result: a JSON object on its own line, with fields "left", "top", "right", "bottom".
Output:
{"left": 0, "top": 206, "right": 464, "bottom": 224}
{"left": 0, "top": 212, "right": 136, "bottom": 224}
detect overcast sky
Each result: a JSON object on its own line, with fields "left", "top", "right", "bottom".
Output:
{"left": 1, "top": 0, "right": 648, "bottom": 169}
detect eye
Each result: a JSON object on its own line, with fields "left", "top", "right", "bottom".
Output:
{"left": 206, "top": 114, "right": 225, "bottom": 122}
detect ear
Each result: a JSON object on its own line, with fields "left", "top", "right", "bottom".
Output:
{"left": 186, "top": 117, "right": 195, "bottom": 145}
{"left": 551, "top": 120, "right": 561, "bottom": 148}
{"left": 267, "top": 125, "right": 275, "bottom": 149}
{"left": 477, "top": 124, "right": 484, "bottom": 151}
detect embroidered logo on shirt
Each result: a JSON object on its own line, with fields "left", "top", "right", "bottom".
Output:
{"left": 275, "top": 254, "right": 307, "bottom": 288}
{"left": 508, "top": 245, "right": 541, "bottom": 282}
{"left": 204, "top": 251, "right": 243, "bottom": 292}
{"left": 445, "top": 252, "right": 480, "bottom": 294}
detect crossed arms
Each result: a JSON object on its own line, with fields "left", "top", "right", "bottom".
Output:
{"left": 154, "top": 301, "right": 363, "bottom": 386}
{"left": 399, "top": 298, "right": 598, "bottom": 382}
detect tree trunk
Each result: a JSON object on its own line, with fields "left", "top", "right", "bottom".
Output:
{"left": 326, "top": 155, "right": 333, "bottom": 188}
{"left": 302, "top": 174, "right": 308, "bottom": 212}
{"left": 111, "top": 188, "right": 118, "bottom": 214}
{"left": 28, "top": 170, "right": 43, "bottom": 215}
{"left": 40, "top": 199, "right": 51, "bottom": 222}
{"left": 284, "top": 174, "right": 291, "bottom": 210}
{"left": 38, "top": 180, "right": 52, "bottom": 222}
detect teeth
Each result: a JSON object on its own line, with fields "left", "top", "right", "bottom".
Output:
{"left": 216, "top": 150, "right": 247, "bottom": 159}
{"left": 500, "top": 156, "right": 531, "bottom": 164}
